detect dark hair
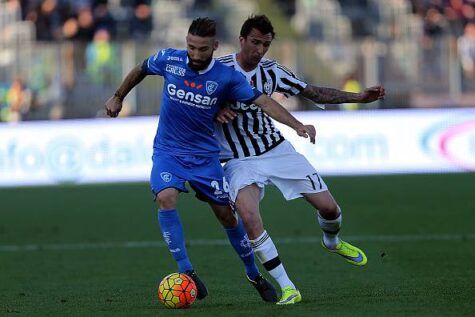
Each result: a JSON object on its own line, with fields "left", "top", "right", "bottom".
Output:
{"left": 240, "top": 15, "right": 275, "bottom": 39}
{"left": 188, "top": 17, "right": 216, "bottom": 37}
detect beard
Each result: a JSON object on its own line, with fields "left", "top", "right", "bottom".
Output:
{"left": 187, "top": 54, "right": 213, "bottom": 71}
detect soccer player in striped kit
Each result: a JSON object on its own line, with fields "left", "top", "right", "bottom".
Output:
{"left": 216, "top": 15, "right": 385, "bottom": 304}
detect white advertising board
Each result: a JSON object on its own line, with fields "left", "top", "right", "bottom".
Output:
{"left": 0, "top": 108, "right": 474, "bottom": 187}
{"left": 276, "top": 108, "right": 475, "bottom": 175}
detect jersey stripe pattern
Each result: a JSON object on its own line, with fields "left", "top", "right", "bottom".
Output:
{"left": 216, "top": 54, "right": 307, "bottom": 160}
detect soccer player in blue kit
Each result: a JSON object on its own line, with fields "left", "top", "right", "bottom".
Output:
{"left": 105, "top": 18, "right": 316, "bottom": 302}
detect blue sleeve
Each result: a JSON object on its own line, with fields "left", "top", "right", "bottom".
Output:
{"left": 228, "top": 70, "right": 262, "bottom": 103}
{"left": 142, "top": 48, "right": 170, "bottom": 76}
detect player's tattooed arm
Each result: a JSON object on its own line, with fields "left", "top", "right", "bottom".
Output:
{"left": 254, "top": 94, "right": 316, "bottom": 144}
{"left": 301, "top": 85, "right": 385, "bottom": 104}
{"left": 105, "top": 63, "right": 147, "bottom": 117}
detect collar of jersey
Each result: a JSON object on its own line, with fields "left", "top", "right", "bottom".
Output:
{"left": 186, "top": 56, "right": 216, "bottom": 75}
{"left": 232, "top": 53, "right": 258, "bottom": 76}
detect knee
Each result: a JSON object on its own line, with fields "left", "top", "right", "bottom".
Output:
{"left": 234, "top": 206, "right": 263, "bottom": 239}
{"left": 235, "top": 202, "right": 250, "bottom": 220}
{"left": 235, "top": 200, "right": 257, "bottom": 222}
{"left": 156, "top": 190, "right": 178, "bottom": 209}
{"left": 318, "top": 203, "right": 340, "bottom": 220}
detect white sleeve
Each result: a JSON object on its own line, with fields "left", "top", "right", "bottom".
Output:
{"left": 274, "top": 63, "right": 307, "bottom": 97}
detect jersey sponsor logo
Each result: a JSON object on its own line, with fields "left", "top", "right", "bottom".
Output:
{"left": 229, "top": 101, "right": 260, "bottom": 112}
{"left": 165, "top": 64, "right": 186, "bottom": 76}
{"left": 167, "top": 56, "right": 183, "bottom": 62}
{"left": 160, "top": 172, "right": 172, "bottom": 182}
{"left": 167, "top": 83, "right": 218, "bottom": 108}
{"left": 206, "top": 81, "right": 218, "bottom": 94}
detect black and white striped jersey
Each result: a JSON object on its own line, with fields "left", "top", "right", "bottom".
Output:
{"left": 216, "top": 53, "right": 307, "bottom": 160}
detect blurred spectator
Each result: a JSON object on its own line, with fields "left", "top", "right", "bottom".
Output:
{"left": 443, "top": 0, "right": 470, "bottom": 35}
{"left": 423, "top": 8, "right": 447, "bottom": 40}
{"left": 458, "top": 22, "right": 475, "bottom": 79}
{"left": 61, "top": 7, "right": 95, "bottom": 41}
{"left": 340, "top": 72, "right": 362, "bottom": 111}
{"left": 93, "top": 3, "right": 116, "bottom": 37}
{"left": 85, "top": 29, "right": 118, "bottom": 84}
{"left": 411, "top": 0, "right": 475, "bottom": 37}
{"left": 0, "top": 78, "right": 32, "bottom": 122}
{"left": 62, "top": 16, "right": 79, "bottom": 40}
{"left": 420, "top": 7, "right": 448, "bottom": 79}
{"left": 21, "top": 0, "right": 154, "bottom": 41}
{"left": 26, "top": 0, "right": 63, "bottom": 41}
{"left": 5, "top": 0, "right": 21, "bottom": 16}
{"left": 76, "top": 7, "right": 95, "bottom": 41}
{"left": 130, "top": 3, "right": 153, "bottom": 39}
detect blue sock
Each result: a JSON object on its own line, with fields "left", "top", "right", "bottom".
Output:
{"left": 157, "top": 209, "right": 193, "bottom": 273}
{"left": 225, "top": 219, "right": 260, "bottom": 280}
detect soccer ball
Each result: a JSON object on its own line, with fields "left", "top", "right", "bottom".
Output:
{"left": 158, "top": 273, "right": 197, "bottom": 309}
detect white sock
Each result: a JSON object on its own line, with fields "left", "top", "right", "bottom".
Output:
{"left": 317, "top": 208, "right": 342, "bottom": 249}
{"left": 250, "top": 230, "right": 295, "bottom": 290}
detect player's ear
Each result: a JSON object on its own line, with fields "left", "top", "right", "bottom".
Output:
{"left": 213, "top": 40, "right": 219, "bottom": 51}
{"left": 239, "top": 36, "right": 245, "bottom": 46}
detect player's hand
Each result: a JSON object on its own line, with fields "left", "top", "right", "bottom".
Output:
{"left": 216, "top": 107, "right": 237, "bottom": 123}
{"left": 359, "top": 85, "right": 385, "bottom": 103}
{"left": 105, "top": 95, "right": 123, "bottom": 117}
{"left": 295, "top": 124, "right": 316, "bottom": 144}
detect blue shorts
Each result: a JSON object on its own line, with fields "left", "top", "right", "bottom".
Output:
{"left": 150, "top": 153, "right": 229, "bottom": 205}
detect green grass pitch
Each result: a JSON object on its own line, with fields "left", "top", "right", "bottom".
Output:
{"left": 1, "top": 173, "right": 474, "bottom": 316}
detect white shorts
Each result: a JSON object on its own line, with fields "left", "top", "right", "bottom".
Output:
{"left": 223, "top": 140, "right": 328, "bottom": 202}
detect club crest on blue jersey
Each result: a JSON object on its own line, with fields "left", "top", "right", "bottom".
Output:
{"left": 206, "top": 81, "right": 218, "bottom": 95}
{"left": 160, "top": 172, "right": 172, "bottom": 182}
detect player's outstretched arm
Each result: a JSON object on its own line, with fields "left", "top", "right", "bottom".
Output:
{"left": 105, "top": 63, "right": 147, "bottom": 117}
{"left": 253, "top": 94, "right": 315, "bottom": 144}
{"left": 300, "top": 85, "right": 385, "bottom": 104}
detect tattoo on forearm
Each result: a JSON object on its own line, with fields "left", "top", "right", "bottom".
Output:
{"left": 303, "top": 85, "right": 359, "bottom": 104}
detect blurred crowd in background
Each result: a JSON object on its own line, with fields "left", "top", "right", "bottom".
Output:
{"left": 1, "top": 0, "right": 475, "bottom": 122}
{"left": 16, "top": 0, "right": 153, "bottom": 41}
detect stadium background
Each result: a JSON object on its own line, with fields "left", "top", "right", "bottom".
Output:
{"left": 1, "top": 0, "right": 474, "bottom": 316}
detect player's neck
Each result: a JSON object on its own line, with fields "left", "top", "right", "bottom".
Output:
{"left": 236, "top": 52, "right": 258, "bottom": 72}
{"left": 187, "top": 55, "right": 213, "bottom": 72}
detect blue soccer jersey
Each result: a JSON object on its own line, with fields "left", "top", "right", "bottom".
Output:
{"left": 143, "top": 48, "right": 261, "bottom": 157}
